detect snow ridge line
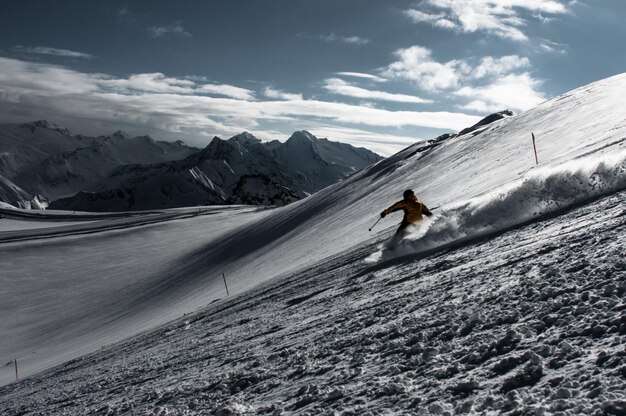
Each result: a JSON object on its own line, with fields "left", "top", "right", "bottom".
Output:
{"left": 369, "top": 150, "right": 626, "bottom": 262}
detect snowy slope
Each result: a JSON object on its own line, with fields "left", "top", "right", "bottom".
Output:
{"left": 1, "top": 189, "right": 623, "bottom": 414}
{"left": 0, "top": 72, "right": 625, "bottom": 405}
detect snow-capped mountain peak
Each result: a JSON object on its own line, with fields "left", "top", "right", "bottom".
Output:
{"left": 200, "top": 136, "right": 238, "bottom": 160}
{"left": 229, "top": 131, "right": 262, "bottom": 145}
{"left": 110, "top": 130, "right": 130, "bottom": 139}
{"left": 286, "top": 130, "right": 318, "bottom": 144}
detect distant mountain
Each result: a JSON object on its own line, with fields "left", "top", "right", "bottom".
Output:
{"left": 50, "top": 131, "right": 383, "bottom": 211}
{"left": 269, "top": 130, "right": 382, "bottom": 194}
{"left": 0, "top": 121, "right": 199, "bottom": 207}
{"left": 0, "top": 174, "right": 47, "bottom": 209}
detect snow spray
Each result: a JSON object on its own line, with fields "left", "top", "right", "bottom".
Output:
{"left": 366, "top": 150, "right": 626, "bottom": 263}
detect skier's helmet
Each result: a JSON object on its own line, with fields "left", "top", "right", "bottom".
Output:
{"left": 403, "top": 189, "right": 414, "bottom": 199}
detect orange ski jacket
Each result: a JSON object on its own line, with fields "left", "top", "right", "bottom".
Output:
{"left": 383, "top": 194, "right": 432, "bottom": 224}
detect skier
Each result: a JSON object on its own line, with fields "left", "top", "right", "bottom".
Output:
{"left": 381, "top": 189, "right": 433, "bottom": 243}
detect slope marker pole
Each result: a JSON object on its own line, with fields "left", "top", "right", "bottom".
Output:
{"left": 14, "top": 359, "right": 18, "bottom": 381}
{"left": 531, "top": 132, "right": 539, "bottom": 165}
{"left": 222, "top": 273, "right": 230, "bottom": 296}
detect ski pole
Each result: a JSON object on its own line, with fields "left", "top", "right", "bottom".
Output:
{"left": 368, "top": 217, "right": 382, "bottom": 232}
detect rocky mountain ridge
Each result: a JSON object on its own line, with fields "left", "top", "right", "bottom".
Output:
{"left": 0, "top": 121, "right": 199, "bottom": 207}
{"left": 0, "top": 121, "right": 383, "bottom": 210}
{"left": 50, "top": 130, "right": 382, "bottom": 211}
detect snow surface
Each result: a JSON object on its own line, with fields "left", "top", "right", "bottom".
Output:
{"left": 0, "top": 218, "right": 95, "bottom": 232}
{"left": 1, "top": 189, "right": 624, "bottom": 414}
{"left": 0, "top": 74, "right": 625, "bottom": 413}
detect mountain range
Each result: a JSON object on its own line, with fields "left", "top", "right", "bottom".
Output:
{"left": 0, "top": 122, "right": 382, "bottom": 211}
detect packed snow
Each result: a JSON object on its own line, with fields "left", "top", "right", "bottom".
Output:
{"left": 0, "top": 73, "right": 625, "bottom": 414}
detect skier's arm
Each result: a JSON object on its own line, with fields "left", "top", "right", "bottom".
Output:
{"left": 422, "top": 203, "right": 433, "bottom": 217}
{"left": 381, "top": 201, "right": 405, "bottom": 217}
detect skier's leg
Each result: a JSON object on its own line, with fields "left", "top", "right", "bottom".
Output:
{"left": 388, "top": 220, "right": 409, "bottom": 247}
{"left": 395, "top": 220, "right": 409, "bottom": 235}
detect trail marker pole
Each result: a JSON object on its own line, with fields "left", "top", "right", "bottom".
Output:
{"left": 531, "top": 132, "right": 539, "bottom": 165}
{"left": 222, "top": 273, "right": 230, "bottom": 296}
{"left": 14, "top": 359, "right": 18, "bottom": 381}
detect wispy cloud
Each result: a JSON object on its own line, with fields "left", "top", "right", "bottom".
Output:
{"left": 0, "top": 57, "right": 480, "bottom": 150}
{"left": 317, "top": 33, "right": 370, "bottom": 45}
{"left": 323, "top": 78, "right": 432, "bottom": 104}
{"left": 383, "top": 46, "right": 544, "bottom": 112}
{"left": 404, "top": 9, "right": 457, "bottom": 29}
{"left": 342, "top": 36, "right": 370, "bottom": 45}
{"left": 404, "top": 0, "right": 569, "bottom": 41}
{"left": 114, "top": 6, "right": 134, "bottom": 22}
{"left": 472, "top": 55, "right": 530, "bottom": 79}
{"left": 335, "top": 72, "right": 388, "bottom": 82}
{"left": 199, "top": 84, "right": 256, "bottom": 100}
{"left": 538, "top": 39, "right": 567, "bottom": 54}
{"left": 103, "top": 73, "right": 196, "bottom": 94}
{"left": 148, "top": 21, "right": 192, "bottom": 38}
{"left": 16, "top": 46, "right": 93, "bottom": 59}
{"left": 263, "top": 87, "right": 303, "bottom": 101}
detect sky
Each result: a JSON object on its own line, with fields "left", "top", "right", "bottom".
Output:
{"left": 0, "top": 0, "right": 625, "bottom": 156}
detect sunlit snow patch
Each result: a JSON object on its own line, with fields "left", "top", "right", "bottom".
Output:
{"left": 366, "top": 150, "right": 626, "bottom": 263}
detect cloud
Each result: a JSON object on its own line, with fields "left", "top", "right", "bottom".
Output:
{"left": 102, "top": 73, "right": 197, "bottom": 94}
{"left": 148, "top": 21, "right": 192, "bottom": 38}
{"left": 199, "top": 84, "right": 256, "bottom": 100}
{"left": 456, "top": 73, "right": 546, "bottom": 112}
{"left": 404, "top": 9, "right": 458, "bottom": 29}
{"left": 382, "top": 46, "right": 470, "bottom": 91}
{"left": 405, "top": 0, "right": 568, "bottom": 41}
{"left": 342, "top": 36, "right": 370, "bottom": 45}
{"left": 335, "top": 72, "right": 388, "bottom": 82}
{"left": 262, "top": 87, "right": 303, "bottom": 101}
{"left": 0, "top": 57, "right": 481, "bottom": 148}
{"left": 16, "top": 46, "right": 93, "bottom": 59}
{"left": 383, "top": 46, "right": 544, "bottom": 112}
{"left": 538, "top": 39, "right": 567, "bottom": 54}
{"left": 323, "top": 78, "right": 432, "bottom": 104}
{"left": 318, "top": 33, "right": 370, "bottom": 45}
{"left": 472, "top": 55, "right": 530, "bottom": 79}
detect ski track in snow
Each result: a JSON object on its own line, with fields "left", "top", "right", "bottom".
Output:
{"left": 0, "top": 190, "right": 624, "bottom": 415}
